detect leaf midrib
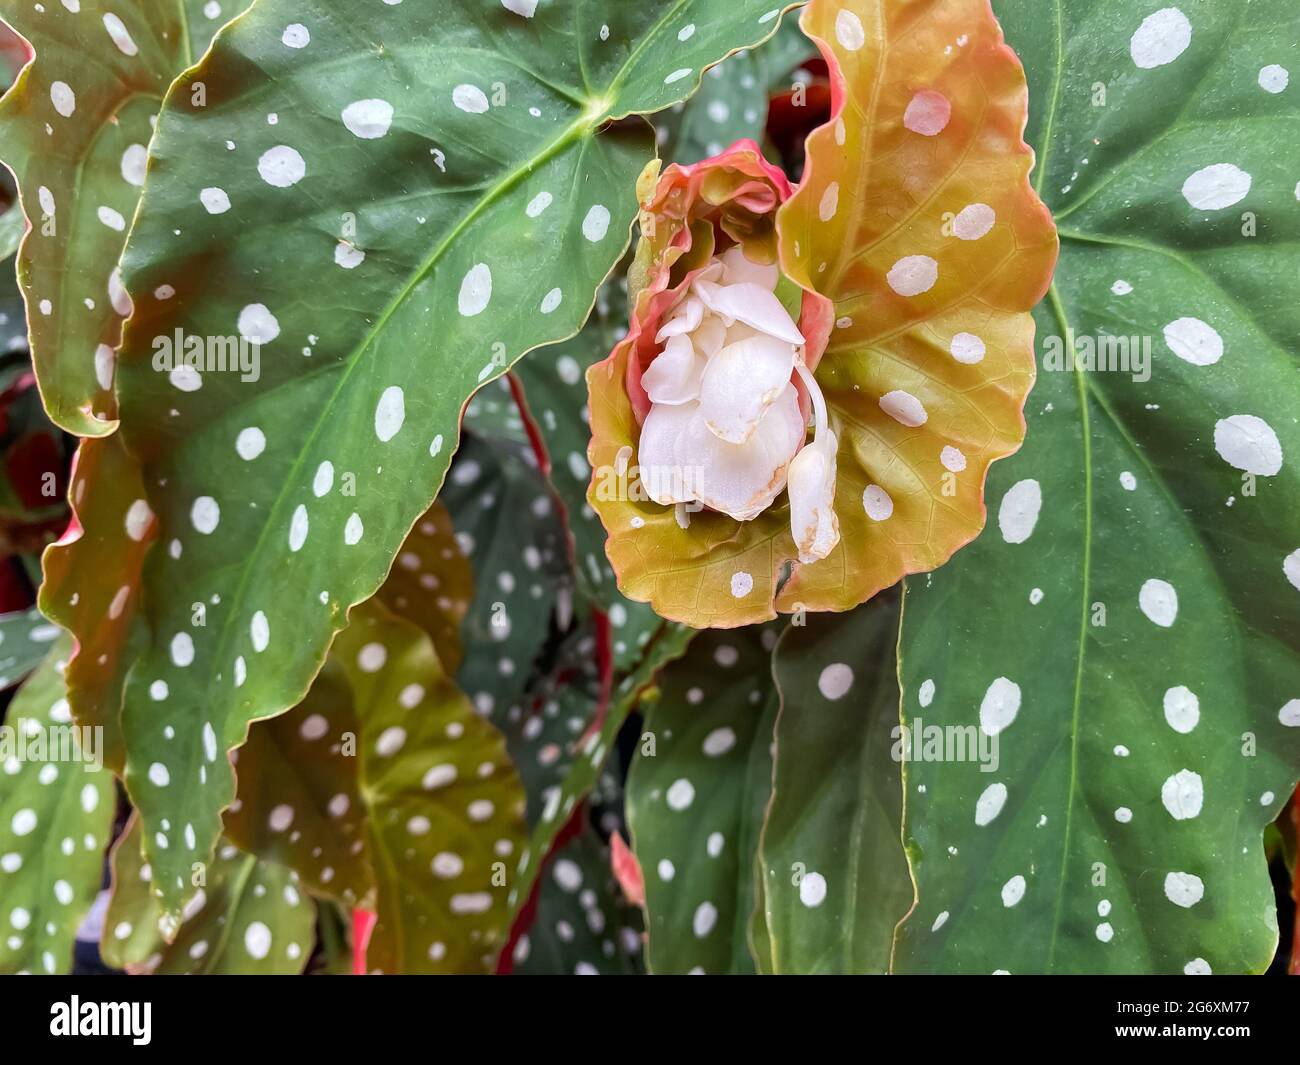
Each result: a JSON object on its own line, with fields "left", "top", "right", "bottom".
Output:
{"left": 1041, "top": 281, "right": 1090, "bottom": 973}
{"left": 1032, "top": 0, "right": 1263, "bottom": 972}
{"left": 126, "top": 0, "right": 806, "bottom": 919}
{"left": 179, "top": 113, "right": 601, "bottom": 848}
{"left": 1023, "top": 0, "right": 1087, "bottom": 974}
{"left": 184, "top": 0, "right": 738, "bottom": 752}
{"left": 199, "top": 850, "right": 256, "bottom": 974}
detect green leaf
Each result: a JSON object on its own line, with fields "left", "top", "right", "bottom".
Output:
{"left": 757, "top": 599, "right": 912, "bottom": 974}
{"left": 442, "top": 431, "right": 571, "bottom": 721}
{"left": 107, "top": 0, "right": 798, "bottom": 922}
{"left": 0, "top": 637, "right": 116, "bottom": 975}
{"left": 337, "top": 601, "right": 528, "bottom": 974}
{"left": 372, "top": 500, "right": 473, "bottom": 676}
{"left": 463, "top": 377, "right": 532, "bottom": 447}
{"left": 0, "top": 0, "right": 242, "bottom": 435}
{"left": 0, "top": 606, "right": 61, "bottom": 689}
{"left": 893, "top": 0, "right": 1300, "bottom": 975}
{"left": 510, "top": 296, "right": 662, "bottom": 668}
{"left": 499, "top": 615, "right": 605, "bottom": 825}
{"left": 0, "top": 202, "right": 22, "bottom": 262}
{"left": 510, "top": 828, "right": 643, "bottom": 975}
{"left": 664, "top": 16, "right": 816, "bottom": 165}
{"left": 773, "top": 271, "right": 804, "bottom": 324}
{"left": 505, "top": 620, "right": 694, "bottom": 928}
{"left": 626, "top": 625, "right": 780, "bottom": 974}
{"left": 101, "top": 815, "right": 317, "bottom": 975}
{"left": 224, "top": 597, "right": 530, "bottom": 974}
{"left": 221, "top": 500, "right": 474, "bottom": 909}
{"left": 224, "top": 658, "right": 370, "bottom": 908}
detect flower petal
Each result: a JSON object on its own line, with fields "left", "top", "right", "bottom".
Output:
{"left": 642, "top": 333, "right": 705, "bottom": 405}
{"left": 654, "top": 296, "right": 703, "bottom": 342}
{"left": 693, "top": 315, "right": 727, "bottom": 357}
{"left": 693, "top": 280, "right": 805, "bottom": 345}
{"left": 719, "top": 244, "right": 779, "bottom": 290}
{"left": 787, "top": 429, "right": 841, "bottom": 563}
{"left": 637, "top": 401, "right": 700, "bottom": 506}
{"left": 586, "top": 141, "right": 836, "bottom": 628}
{"left": 685, "top": 384, "right": 804, "bottom": 521}
{"left": 698, "top": 333, "right": 797, "bottom": 444}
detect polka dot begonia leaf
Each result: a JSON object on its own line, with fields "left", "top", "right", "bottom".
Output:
{"left": 93, "top": 0, "right": 802, "bottom": 926}
{"left": 626, "top": 624, "right": 782, "bottom": 974}
{"left": 39, "top": 434, "right": 155, "bottom": 772}
{"left": 663, "top": 16, "right": 817, "bottom": 166}
{"left": 754, "top": 601, "right": 912, "bottom": 973}
{"left": 224, "top": 657, "right": 372, "bottom": 908}
{"left": 772, "top": 0, "right": 1059, "bottom": 617}
{"left": 225, "top": 596, "right": 528, "bottom": 973}
{"left": 509, "top": 828, "right": 644, "bottom": 975}
{"left": 498, "top": 615, "right": 608, "bottom": 827}
{"left": 509, "top": 306, "right": 663, "bottom": 669}
{"left": 333, "top": 599, "right": 528, "bottom": 975}
{"left": 441, "top": 432, "right": 571, "bottom": 724}
{"left": 463, "top": 376, "right": 532, "bottom": 448}
{"left": 890, "top": 0, "right": 1300, "bottom": 976}
{"left": 101, "top": 814, "right": 317, "bottom": 976}
{"left": 372, "top": 500, "right": 472, "bottom": 675}
{"left": 0, "top": 637, "right": 116, "bottom": 975}
{"left": 0, "top": 0, "right": 247, "bottom": 436}
{"left": 587, "top": 0, "right": 1057, "bottom": 628}
{"left": 501, "top": 620, "right": 694, "bottom": 939}
{"left": 0, "top": 604, "right": 63, "bottom": 692}
{"left": 496, "top": 605, "right": 672, "bottom": 835}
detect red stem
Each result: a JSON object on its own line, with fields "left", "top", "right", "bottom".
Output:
{"left": 576, "top": 610, "right": 614, "bottom": 750}
{"left": 495, "top": 615, "right": 615, "bottom": 972}
{"left": 506, "top": 372, "right": 551, "bottom": 477}
{"left": 494, "top": 800, "right": 588, "bottom": 974}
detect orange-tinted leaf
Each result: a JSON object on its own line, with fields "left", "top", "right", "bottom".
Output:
{"left": 587, "top": 1, "right": 1056, "bottom": 628}
{"left": 39, "top": 435, "right": 154, "bottom": 771}
{"left": 373, "top": 501, "right": 471, "bottom": 674}
{"left": 774, "top": 0, "right": 1057, "bottom": 613}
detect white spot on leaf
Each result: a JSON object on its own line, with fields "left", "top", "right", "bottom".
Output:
{"left": 998, "top": 479, "right": 1042, "bottom": 544}
{"left": 1130, "top": 7, "right": 1192, "bottom": 69}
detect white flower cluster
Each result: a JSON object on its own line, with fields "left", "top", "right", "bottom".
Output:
{"left": 638, "top": 246, "right": 839, "bottom": 562}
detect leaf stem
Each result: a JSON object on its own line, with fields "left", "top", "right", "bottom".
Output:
{"left": 507, "top": 372, "right": 552, "bottom": 477}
